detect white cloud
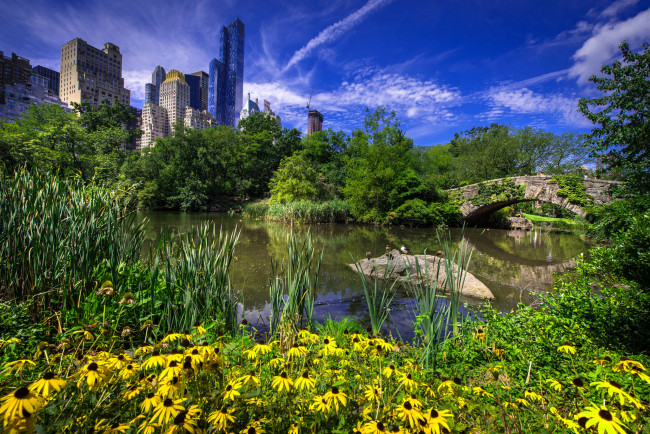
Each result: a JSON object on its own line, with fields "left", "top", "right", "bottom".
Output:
{"left": 122, "top": 69, "right": 153, "bottom": 102}
{"left": 283, "top": 0, "right": 395, "bottom": 71}
{"left": 569, "top": 7, "right": 650, "bottom": 84}
{"left": 480, "top": 87, "right": 591, "bottom": 127}
{"left": 599, "top": 0, "right": 639, "bottom": 18}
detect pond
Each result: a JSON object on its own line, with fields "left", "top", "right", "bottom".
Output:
{"left": 140, "top": 212, "right": 591, "bottom": 339}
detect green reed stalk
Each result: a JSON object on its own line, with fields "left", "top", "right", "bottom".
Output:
{"left": 352, "top": 256, "right": 397, "bottom": 336}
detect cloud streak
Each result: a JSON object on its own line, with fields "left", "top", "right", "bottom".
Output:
{"left": 283, "top": 0, "right": 394, "bottom": 71}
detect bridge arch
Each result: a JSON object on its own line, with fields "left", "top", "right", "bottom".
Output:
{"left": 446, "top": 175, "right": 619, "bottom": 225}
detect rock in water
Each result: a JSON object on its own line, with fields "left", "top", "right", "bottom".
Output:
{"left": 349, "top": 249, "right": 494, "bottom": 300}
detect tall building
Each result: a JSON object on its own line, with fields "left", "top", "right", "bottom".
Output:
{"left": 263, "top": 99, "right": 281, "bottom": 128}
{"left": 159, "top": 69, "right": 190, "bottom": 133}
{"left": 239, "top": 93, "right": 260, "bottom": 121}
{"left": 144, "top": 65, "right": 166, "bottom": 105}
{"left": 1, "top": 51, "right": 32, "bottom": 87}
{"left": 308, "top": 110, "right": 323, "bottom": 135}
{"left": 0, "top": 82, "right": 70, "bottom": 122}
{"left": 208, "top": 18, "right": 244, "bottom": 127}
{"left": 137, "top": 103, "right": 168, "bottom": 149}
{"left": 59, "top": 38, "right": 130, "bottom": 108}
{"left": 32, "top": 65, "right": 59, "bottom": 95}
{"left": 187, "top": 71, "right": 208, "bottom": 112}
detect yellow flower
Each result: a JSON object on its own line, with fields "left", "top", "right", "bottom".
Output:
{"left": 251, "top": 341, "right": 272, "bottom": 356}
{"left": 134, "top": 346, "right": 154, "bottom": 357}
{"left": 592, "top": 356, "right": 612, "bottom": 366}
{"left": 238, "top": 371, "right": 261, "bottom": 388}
{"left": 269, "top": 358, "right": 285, "bottom": 369}
{"left": 0, "top": 387, "right": 43, "bottom": 424}
{"left": 382, "top": 363, "right": 399, "bottom": 378}
{"left": 324, "top": 386, "right": 347, "bottom": 412}
{"left": 4, "top": 408, "right": 35, "bottom": 433}
{"left": 319, "top": 337, "right": 338, "bottom": 356}
{"left": 140, "top": 392, "right": 161, "bottom": 414}
{"left": 424, "top": 408, "right": 452, "bottom": 434}
{"left": 73, "top": 361, "right": 109, "bottom": 390}
{"left": 142, "top": 351, "right": 167, "bottom": 371}
{"left": 3, "top": 359, "right": 36, "bottom": 376}
{"left": 107, "top": 353, "right": 133, "bottom": 370}
{"left": 207, "top": 406, "right": 235, "bottom": 431}
{"left": 29, "top": 372, "right": 67, "bottom": 397}
{"left": 613, "top": 357, "right": 645, "bottom": 373}
{"left": 546, "top": 378, "right": 563, "bottom": 392}
{"left": 159, "top": 376, "right": 184, "bottom": 398}
{"left": 472, "top": 386, "right": 494, "bottom": 398}
{"left": 591, "top": 380, "right": 641, "bottom": 408}
{"left": 294, "top": 371, "right": 316, "bottom": 391}
{"left": 221, "top": 381, "right": 243, "bottom": 401}
{"left": 150, "top": 398, "right": 185, "bottom": 426}
{"left": 399, "top": 372, "right": 418, "bottom": 391}
{"left": 159, "top": 360, "right": 182, "bottom": 382}
{"left": 524, "top": 390, "right": 545, "bottom": 403}
{"left": 72, "top": 329, "right": 94, "bottom": 341}
{"left": 557, "top": 342, "right": 576, "bottom": 355}
{"left": 102, "top": 421, "right": 131, "bottom": 433}
{"left": 287, "top": 344, "right": 309, "bottom": 359}
{"left": 311, "top": 395, "right": 331, "bottom": 413}
{"left": 239, "top": 420, "right": 266, "bottom": 434}
{"left": 473, "top": 328, "right": 486, "bottom": 341}
{"left": 192, "top": 323, "right": 207, "bottom": 337}
{"left": 362, "top": 420, "right": 389, "bottom": 433}
{"left": 363, "top": 384, "right": 382, "bottom": 402}
{"left": 119, "top": 363, "right": 140, "bottom": 382}
{"left": 136, "top": 416, "right": 160, "bottom": 434}
{"left": 161, "top": 332, "right": 184, "bottom": 344}
{"left": 396, "top": 399, "right": 423, "bottom": 429}
{"left": 271, "top": 372, "right": 293, "bottom": 393}
{"left": 166, "top": 405, "right": 201, "bottom": 433}
{"left": 630, "top": 367, "right": 650, "bottom": 385}
{"left": 575, "top": 404, "right": 626, "bottom": 434}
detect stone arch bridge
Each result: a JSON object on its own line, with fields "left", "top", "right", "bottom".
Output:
{"left": 446, "top": 175, "right": 620, "bottom": 224}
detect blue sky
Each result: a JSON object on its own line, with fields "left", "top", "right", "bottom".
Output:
{"left": 1, "top": 0, "right": 649, "bottom": 146}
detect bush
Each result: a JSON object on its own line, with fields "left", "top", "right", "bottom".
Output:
{"left": 388, "top": 199, "right": 432, "bottom": 226}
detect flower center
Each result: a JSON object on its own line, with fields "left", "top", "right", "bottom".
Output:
{"left": 226, "top": 385, "right": 233, "bottom": 391}
{"left": 430, "top": 409, "right": 439, "bottom": 418}
{"left": 192, "top": 349, "right": 199, "bottom": 355}
{"left": 247, "top": 428, "right": 256, "bottom": 434}
{"left": 609, "top": 381, "right": 621, "bottom": 389}
{"left": 302, "top": 372, "right": 309, "bottom": 379}
{"left": 14, "top": 387, "right": 29, "bottom": 399}
{"left": 404, "top": 401, "right": 412, "bottom": 410}
{"left": 117, "top": 355, "right": 125, "bottom": 361}
{"left": 389, "top": 364, "right": 395, "bottom": 370}
{"left": 280, "top": 372, "right": 288, "bottom": 379}
{"left": 43, "top": 372, "right": 55, "bottom": 380}
{"left": 163, "top": 398, "right": 173, "bottom": 407}
{"left": 377, "top": 422, "right": 385, "bottom": 431}
{"left": 572, "top": 378, "right": 584, "bottom": 387}
{"left": 598, "top": 409, "right": 613, "bottom": 421}
{"left": 147, "top": 392, "right": 155, "bottom": 399}
{"left": 169, "top": 361, "right": 178, "bottom": 368}
{"left": 88, "top": 362, "right": 98, "bottom": 371}
{"left": 173, "top": 411, "right": 187, "bottom": 425}
{"left": 323, "top": 339, "right": 330, "bottom": 345}
{"left": 332, "top": 386, "right": 339, "bottom": 394}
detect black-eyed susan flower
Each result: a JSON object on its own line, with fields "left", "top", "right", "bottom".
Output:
{"left": 396, "top": 399, "right": 423, "bottom": 429}
{"left": 3, "top": 359, "right": 36, "bottom": 377}
{"left": 311, "top": 395, "right": 330, "bottom": 413}
{"left": 424, "top": 408, "right": 452, "bottom": 434}
{"left": 382, "top": 363, "right": 399, "bottom": 378}
{"left": 0, "top": 387, "right": 43, "bottom": 423}
{"left": 546, "top": 378, "right": 563, "bottom": 392}
{"left": 132, "top": 415, "right": 160, "bottom": 434}
{"left": 121, "top": 383, "right": 142, "bottom": 400}
{"left": 575, "top": 404, "right": 626, "bottom": 434}
{"left": 73, "top": 361, "right": 109, "bottom": 390}
{"left": 239, "top": 421, "right": 266, "bottom": 434}
{"left": 630, "top": 366, "right": 650, "bottom": 385}
{"left": 324, "top": 386, "right": 347, "bottom": 412}
{"left": 613, "top": 357, "right": 645, "bottom": 373}
{"left": 472, "top": 386, "right": 494, "bottom": 398}
{"left": 571, "top": 377, "right": 586, "bottom": 389}
{"left": 151, "top": 398, "right": 185, "bottom": 425}
{"left": 269, "top": 358, "right": 285, "bottom": 369}
{"left": 207, "top": 406, "right": 235, "bottom": 431}
{"left": 237, "top": 371, "right": 261, "bottom": 388}
{"left": 184, "top": 348, "right": 204, "bottom": 368}
{"left": 557, "top": 342, "right": 576, "bottom": 355}
{"left": 593, "top": 356, "right": 612, "bottom": 366}
{"left": 400, "top": 372, "right": 418, "bottom": 391}
{"left": 363, "top": 384, "right": 382, "bottom": 402}
{"left": 473, "top": 328, "right": 486, "bottom": 341}
{"left": 72, "top": 329, "right": 94, "bottom": 341}
{"left": 102, "top": 421, "right": 131, "bottom": 433}
{"left": 119, "top": 363, "right": 139, "bottom": 382}
{"left": 524, "top": 390, "right": 545, "bottom": 403}
{"left": 4, "top": 408, "right": 35, "bottom": 433}
{"left": 107, "top": 353, "right": 133, "bottom": 370}
{"left": 167, "top": 405, "right": 201, "bottom": 433}
{"left": 591, "top": 380, "right": 641, "bottom": 408}
{"left": 29, "top": 372, "right": 66, "bottom": 397}
{"left": 221, "top": 380, "right": 242, "bottom": 401}
{"left": 294, "top": 371, "right": 315, "bottom": 391}
{"left": 142, "top": 350, "right": 167, "bottom": 371}
{"left": 140, "top": 392, "right": 161, "bottom": 414}
{"left": 363, "top": 420, "right": 388, "bottom": 433}
{"left": 251, "top": 340, "right": 272, "bottom": 356}
{"left": 159, "top": 376, "right": 184, "bottom": 398}
{"left": 159, "top": 360, "right": 182, "bottom": 381}
{"left": 271, "top": 372, "right": 293, "bottom": 393}
{"left": 192, "top": 322, "right": 207, "bottom": 337}
{"left": 319, "top": 337, "right": 338, "bottom": 356}
{"left": 161, "top": 332, "right": 184, "bottom": 345}
{"left": 287, "top": 344, "right": 308, "bottom": 359}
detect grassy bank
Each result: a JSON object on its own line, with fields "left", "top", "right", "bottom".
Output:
{"left": 523, "top": 212, "right": 586, "bottom": 230}
{"left": 243, "top": 200, "right": 350, "bottom": 224}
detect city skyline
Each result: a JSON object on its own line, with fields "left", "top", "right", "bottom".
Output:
{"left": 1, "top": 0, "right": 649, "bottom": 145}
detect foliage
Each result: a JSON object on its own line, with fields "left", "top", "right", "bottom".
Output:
{"left": 269, "top": 232, "right": 322, "bottom": 336}
{"left": 578, "top": 42, "right": 650, "bottom": 195}
{"left": 0, "top": 168, "right": 145, "bottom": 324}
{"left": 552, "top": 174, "right": 592, "bottom": 206}
{"left": 387, "top": 199, "right": 433, "bottom": 226}
{"left": 269, "top": 152, "right": 327, "bottom": 204}
{"left": 265, "top": 200, "right": 350, "bottom": 224}
{"left": 241, "top": 201, "right": 269, "bottom": 218}
{"left": 469, "top": 177, "right": 525, "bottom": 206}
{"left": 352, "top": 256, "right": 397, "bottom": 336}
{"left": 586, "top": 196, "right": 650, "bottom": 241}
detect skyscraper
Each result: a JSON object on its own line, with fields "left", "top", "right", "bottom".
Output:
{"left": 186, "top": 71, "right": 208, "bottom": 112}
{"left": 32, "top": 65, "right": 60, "bottom": 95}
{"left": 159, "top": 69, "right": 190, "bottom": 133}
{"left": 144, "top": 65, "right": 166, "bottom": 105}
{"left": 59, "top": 38, "right": 130, "bottom": 107}
{"left": 308, "top": 110, "right": 323, "bottom": 135}
{"left": 208, "top": 18, "right": 244, "bottom": 127}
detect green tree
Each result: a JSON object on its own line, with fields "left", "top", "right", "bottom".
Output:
{"left": 343, "top": 108, "right": 417, "bottom": 222}
{"left": 269, "top": 151, "right": 326, "bottom": 203}
{"left": 578, "top": 41, "right": 650, "bottom": 194}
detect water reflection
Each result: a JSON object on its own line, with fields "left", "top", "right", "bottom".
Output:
{"left": 140, "top": 212, "right": 591, "bottom": 336}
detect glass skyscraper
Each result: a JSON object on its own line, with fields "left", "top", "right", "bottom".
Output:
{"left": 208, "top": 18, "right": 244, "bottom": 127}
{"left": 145, "top": 65, "right": 166, "bottom": 105}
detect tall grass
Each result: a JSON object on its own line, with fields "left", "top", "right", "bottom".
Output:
{"left": 143, "top": 223, "right": 241, "bottom": 335}
{"left": 352, "top": 257, "right": 398, "bottom": 336}
{"left": 0, "top": 168, "right": 145, "bottom": 321}
{"left": 265, "top": 200, "right": 350, "bottom": 224}
{"left": 269, "top": 231, "right": 323, "bottom": 338}
{"left": 404, "top": 231, "right": 472, "bottom": 368}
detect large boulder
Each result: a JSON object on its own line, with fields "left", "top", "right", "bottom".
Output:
{"left": 507, "top": 216, "right": 533, "bottom": 230}
{"left": 349, "top": 250, "right": 494, "bottom": 300}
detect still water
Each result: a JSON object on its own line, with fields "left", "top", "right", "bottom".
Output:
{"left": 141, "top": 212, "right": 590, "bottom": 338}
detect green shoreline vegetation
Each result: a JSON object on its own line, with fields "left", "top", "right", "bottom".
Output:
{"left": 0, "top": 43, "right": 648, "bottom": 432}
